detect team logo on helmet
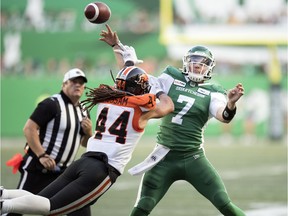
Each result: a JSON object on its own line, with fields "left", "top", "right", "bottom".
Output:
{"left": 115, "top": 66, "right": 151, "bottom": 95}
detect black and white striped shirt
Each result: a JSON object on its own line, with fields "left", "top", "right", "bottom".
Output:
{"left": 28, "top": 91, "right": 88, "bottom": 168}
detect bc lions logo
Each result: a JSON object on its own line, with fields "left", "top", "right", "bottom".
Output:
{"left": 137, "top": 74, "right": 149, "bottom": 90}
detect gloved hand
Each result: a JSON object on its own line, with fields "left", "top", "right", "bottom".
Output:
{"left": 148, "top": 75, "right": 164, "bottom": 96}
{"left": 114, "top": 44, "right": 143, "bottom": 65}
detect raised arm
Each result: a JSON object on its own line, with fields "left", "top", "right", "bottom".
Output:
{"left": 99, "top": 24, "right": 143, "bottom": 68}
{"left": 99, "top": 24, "right": 124, "bottom": 68}
{"left": 215, "top": 83, "right": 244, "bottom": 123}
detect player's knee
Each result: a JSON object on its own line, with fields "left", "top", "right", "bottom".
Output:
{"left": 219, "top": 202, "right": 246, "bottom": 216}
{"left": 213, "top": 192, "right": 246, "bottom": 215}
{"left": 130, "top": 207, "right": 150, "bottom": 216}
{"left": 213, "top": 191, "right": 230, "bottom": 208}
{"left": 135, "top": 196, "right": 156, "bottom": 215}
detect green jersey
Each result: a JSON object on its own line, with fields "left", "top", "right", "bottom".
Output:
{"left": 157, "top": 66, "right": 227, "bottom": 151}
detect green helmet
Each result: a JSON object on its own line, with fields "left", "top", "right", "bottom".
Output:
{"left": 182, "top": 46, "right": 216, "bottom": 82}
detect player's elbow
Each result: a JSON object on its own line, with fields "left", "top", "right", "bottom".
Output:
{"left": 216, "top": 115, "right": 232, "bottom": 124}
{"left": 23, "top": 119, "right": 39, "bottom": 136}
{"left": 221, "top": 119, "right": 231, "bottom": 124}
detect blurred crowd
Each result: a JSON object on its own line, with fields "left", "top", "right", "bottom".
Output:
{"left": 174, "top": 0, "right": 287, "bottom": 25}
{"left": 1, "top": 0, "right": 287, "bottom": 78}
{"left": 1, "top": 0, "right": 287, "bottom": 142}
{"left": 1, "top": 1, "right": 159, "bottom": 33}
{"left": 0, "top": 0, "right": 160, "bottom": 76}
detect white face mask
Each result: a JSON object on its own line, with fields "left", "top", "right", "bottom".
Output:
{"left": 182, "top": 55, "right": 215, "bottom": 83}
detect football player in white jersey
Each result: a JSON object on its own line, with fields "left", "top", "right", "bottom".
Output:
{"left": 1, "top": 62, "right": 174, "bottom": 215}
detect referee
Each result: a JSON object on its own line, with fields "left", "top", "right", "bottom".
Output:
{"left": 7, "top": 68, "right": 93, "bottom": 216}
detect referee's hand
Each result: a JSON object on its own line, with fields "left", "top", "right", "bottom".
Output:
{"left": 81, "top": 117, "right": 93, "bottom": 136}
{"left": 39, "top": 154, "right": 56, "bottom": 171}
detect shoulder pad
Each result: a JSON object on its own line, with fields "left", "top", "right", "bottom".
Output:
{"left": 163, "top": 66, "right": 184, "bottom": 80}
{"left": 211, "top": 83, "right": 227, "bottom": 94}
{"left": 200, "top": 83, "right": 227, "bottom": 94}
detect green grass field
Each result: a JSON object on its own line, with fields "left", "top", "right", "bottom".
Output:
{"left": 1, "top": 136, "right": 287, "bottom": 216}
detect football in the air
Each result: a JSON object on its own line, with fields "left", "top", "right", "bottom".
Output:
{"left": 84, "top": 2, "right": 111, "bottom": 24}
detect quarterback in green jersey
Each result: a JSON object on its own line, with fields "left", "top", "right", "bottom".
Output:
{"left": 100, "top": 25, "right": 245, "bottom": 216}
{"left": 130, "top": 46, "right": 245, "bottom": 216}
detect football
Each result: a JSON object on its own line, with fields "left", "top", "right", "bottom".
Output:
{"left": 84, "top": 2, "right": 111, "bottom": 24}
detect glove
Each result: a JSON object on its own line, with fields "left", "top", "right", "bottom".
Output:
{"left": 148, "top": 75, "right": 164, "bottom": 97}
{"left": 114, "top": 44, "right": 143, "bottom": 65}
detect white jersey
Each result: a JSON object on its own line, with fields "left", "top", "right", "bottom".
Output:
{"left": 87, "top": 94, "right": 156, "bottom": 174}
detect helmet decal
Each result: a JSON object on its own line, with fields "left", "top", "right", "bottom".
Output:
{"left": 116, "top": 66, "right": 137, "bottom": 80}
{"left": 115, "top": 66, "right": 151, "bottom": 95}
{"left": 137, "top": 73, "right": 150, "bottom": 91}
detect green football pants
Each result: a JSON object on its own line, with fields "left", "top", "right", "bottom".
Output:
{"left": 130, "top": 149, "right": 245, "bottom": 216}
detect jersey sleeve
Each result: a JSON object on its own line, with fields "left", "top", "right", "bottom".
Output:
{"left": 128, "top": 94, "right": 156, "bottom": 111}
{"left": 30, "top": 97, "right": 58, "bottom": 128}
{"left": 209, "top": 92, "right": 227, "bottom": 117}
{"left": 211, "top": 83, "right": 227, "bottom": 95}
{"left": 158, "top": 68, "right": 175, "bottom": 94}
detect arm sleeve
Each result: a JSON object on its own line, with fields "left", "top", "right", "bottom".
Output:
{"left": 157, "top": 73, "right": 174, "bottom": 94}
{"left": 128, "top": 94, "right": 156, "bottom": 112}
{"left": 209, "top": 92, "right": 227, "bottom": 117}
{"left": 30, "top": 98, "right": 58, "bottom": 128}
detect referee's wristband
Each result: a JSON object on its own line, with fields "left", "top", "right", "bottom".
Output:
{"left": 38, "top": 152, "right": 47, "bottom": 159}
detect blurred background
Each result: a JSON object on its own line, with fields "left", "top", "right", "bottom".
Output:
{"left": 1, "top": 0, "right": 287, "bottom": 142}
{"left": 1, "top": 0, "right": 287, "bottom": 215}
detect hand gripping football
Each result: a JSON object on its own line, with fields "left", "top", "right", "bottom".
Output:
{"left": 84, "top": 2, "right": 111, "bottom": 24}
